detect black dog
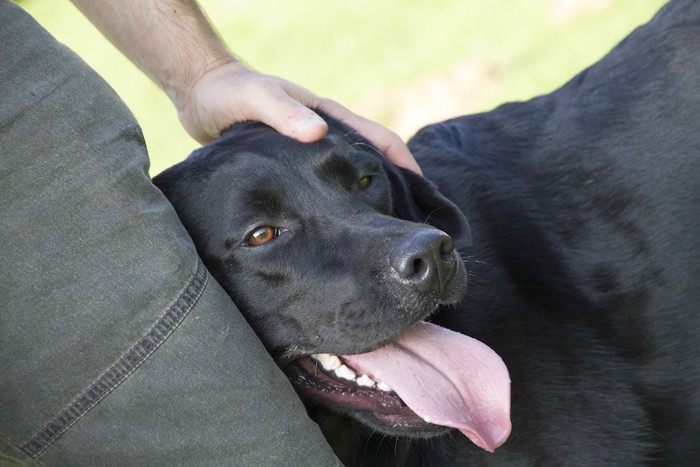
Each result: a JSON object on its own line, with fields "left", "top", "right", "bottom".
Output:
{"left": 153, "top": 110, "right": 511, "bottom": 452}
{"left": 154, "top": 0, "right": 700, "bottom": 464}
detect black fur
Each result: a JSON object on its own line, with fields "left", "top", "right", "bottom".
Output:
{"left": 154, "top": 122, "right": 470, "bottom": 360}
{"left": 153, "top": 1, "right": 700, "bottom": 464}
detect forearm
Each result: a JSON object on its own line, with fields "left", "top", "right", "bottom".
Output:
{"left": 70, "top": 0, "right": 234, "bottom": 107}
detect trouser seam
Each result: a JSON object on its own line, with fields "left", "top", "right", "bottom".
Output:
{"left": 21, "top": 259, "right": 209, "bottom": 459}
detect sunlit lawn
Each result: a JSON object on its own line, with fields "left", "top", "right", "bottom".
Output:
{"left": 21, "top": 0, "right": 666, "bottom": 175}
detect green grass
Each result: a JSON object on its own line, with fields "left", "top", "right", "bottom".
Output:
{"left": 21, "top": 0, "right": 666, "bottom": 175}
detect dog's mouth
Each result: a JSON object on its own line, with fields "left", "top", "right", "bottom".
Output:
{"left": 289, "top": 354, "right": 430, "bottom": 432}
{"left": 286, "top": 321, "right": 512, "bottom": 452}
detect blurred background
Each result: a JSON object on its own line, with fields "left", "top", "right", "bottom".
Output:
{"left": 20, "top": 0, "right": 666, "bottom": 175}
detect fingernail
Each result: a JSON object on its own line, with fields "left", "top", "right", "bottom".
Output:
{"left": 293, "top": 115, "right": 327, "bottom": 140}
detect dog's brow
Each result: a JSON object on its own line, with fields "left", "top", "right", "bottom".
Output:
{"left": 248, "top": 186, "right": 285, "bottom": 217}
{"left": 313, "top": 152, "right": 357, "bottom": 189}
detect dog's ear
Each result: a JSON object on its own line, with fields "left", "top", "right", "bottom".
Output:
{"left": 385, "top": 164, "right": 472, "bottom": 248}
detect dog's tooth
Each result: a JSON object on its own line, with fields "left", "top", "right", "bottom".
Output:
{"left": 311, "top": 353, "right": 341, "bottom": 371}
{"left": 376, "top": 381, "right": 393, "bottom": 392}
{"left": 310, "top": 353, "right": 325, "bottom": 364}
{"left": 334, "top": 364, "right": 356, "bottom": 381}
{"left": 356, "top": 374, "right": 375, "bottom": 387}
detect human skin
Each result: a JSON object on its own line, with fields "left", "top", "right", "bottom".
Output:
{"left": 69, "top": 0, "right": 421, "bottom": 174}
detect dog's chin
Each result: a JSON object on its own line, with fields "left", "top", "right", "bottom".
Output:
{"left": 284, "top": 355, "right": 451, "bottom": 439}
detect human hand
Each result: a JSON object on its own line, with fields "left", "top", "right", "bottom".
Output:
{"left": 177, "top": 60, "right": 422, "bottom": 175}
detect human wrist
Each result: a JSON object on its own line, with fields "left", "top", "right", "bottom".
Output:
{"left": 164, "top": 53, "right": 239, "bottom": 115}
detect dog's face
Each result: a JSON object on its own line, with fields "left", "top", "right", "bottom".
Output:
{"left": 154, "top": 117, "right": 510, "bottom": 451}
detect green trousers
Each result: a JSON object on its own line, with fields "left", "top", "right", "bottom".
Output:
{"left": 0, "top": 2, "right": 339, "bottom": 465}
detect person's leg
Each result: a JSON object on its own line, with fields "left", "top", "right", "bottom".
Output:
{"left": 0, "top": 2, "right": 339, "bottom": 465}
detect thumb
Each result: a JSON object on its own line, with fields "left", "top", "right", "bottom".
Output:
{"left": 247, "top": 85, "right": 329, "bottom": 143}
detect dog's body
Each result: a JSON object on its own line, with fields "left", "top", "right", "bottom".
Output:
{"left": 154, "top": 1, "right": 700, "bottom": 465}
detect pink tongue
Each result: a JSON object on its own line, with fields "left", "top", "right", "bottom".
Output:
{"left": 343, "top": 321, "right": 511, "bottom": 452}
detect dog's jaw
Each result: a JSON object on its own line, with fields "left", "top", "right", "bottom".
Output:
{"left": 285, "top": 320, "right": 512, "bottom": 453}
{"left": 286, "top": 353, "right": 444, "bottom": 438}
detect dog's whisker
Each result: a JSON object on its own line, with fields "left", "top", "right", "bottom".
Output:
{"left": 422, "top": 207, "right": 441, "bottom": 226}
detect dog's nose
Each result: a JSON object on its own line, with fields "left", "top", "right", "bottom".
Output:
{"left": 390, "top": 230, "right": 457, "bottom": 293}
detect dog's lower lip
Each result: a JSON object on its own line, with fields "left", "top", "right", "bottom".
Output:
{"left": 286, "top": 356, "right": 425, "bottom": 421}
{"left": 286, "top": 357, "right": 445, "bottom": 436}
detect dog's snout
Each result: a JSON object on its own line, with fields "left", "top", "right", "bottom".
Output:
{"left": 390, "top": 230, "right": 457, "bottom": 293}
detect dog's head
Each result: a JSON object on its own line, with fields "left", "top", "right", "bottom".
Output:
{"left": 153, "top": 115, "right": 510, "bottom": 452}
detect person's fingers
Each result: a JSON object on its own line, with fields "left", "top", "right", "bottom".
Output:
{"left": 181, "top": 62, "right": 422, "bottom": 175}
{"left": 350, "top": 116, "right": 423, "bottom": 175}
{"left": 182, "top": 65, "right": 330, "bottom": 144}
{"left": 315, "top": 98, "right": 423, "bottom": 175}
{"left": 241, "top": 80, "right": 329, "bottom": 143}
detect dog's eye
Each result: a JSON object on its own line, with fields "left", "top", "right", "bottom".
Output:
{"left": 243, "top": 226, "right": 280, "bottom": 247}
{"left": 358, "top": 175, "right": 372, "bottom": 190}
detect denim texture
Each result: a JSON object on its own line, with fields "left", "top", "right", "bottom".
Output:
{"left": 0, "top": 2, "right": 339, "bottom": 465}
